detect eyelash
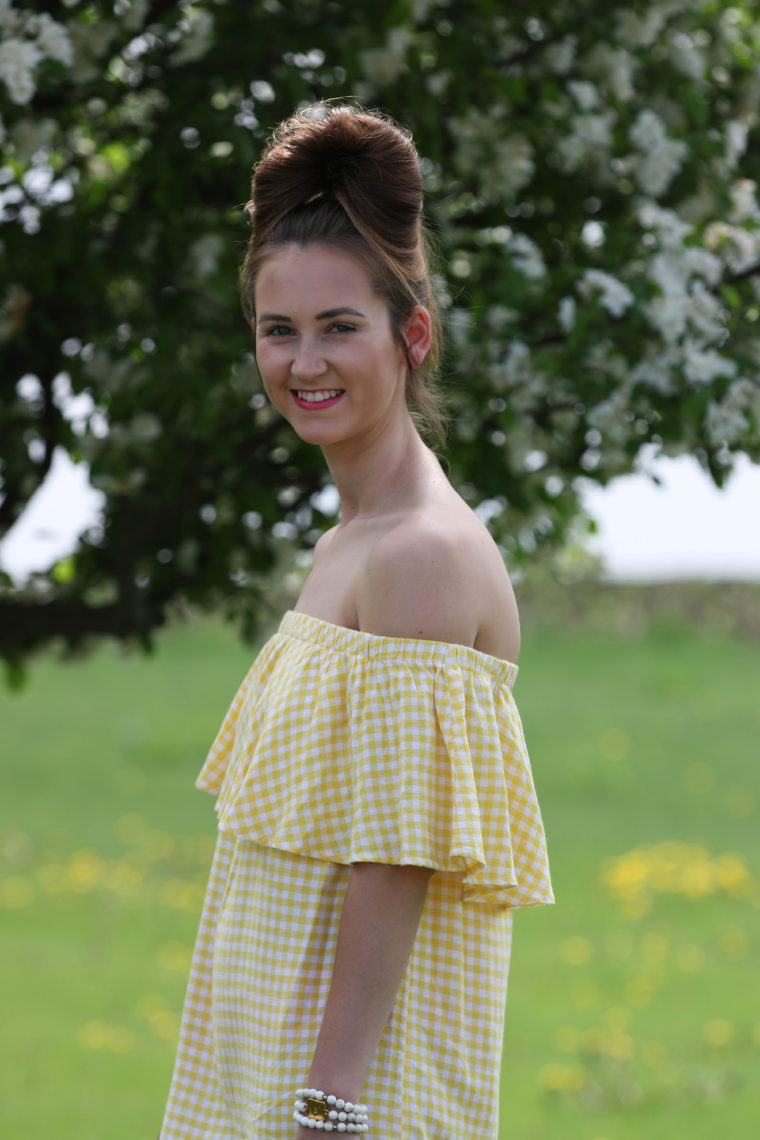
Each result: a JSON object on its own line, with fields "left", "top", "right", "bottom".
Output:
{"left": 262, "top": 322, "right": 356, "bottom": 338}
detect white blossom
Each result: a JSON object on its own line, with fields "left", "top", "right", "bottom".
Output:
{"left": 578, "top": 269, "right": 634, "bottom": 318}
{"left": 487, "top": 339, "right": 532, "bottom": 393}
{"left": 189, "top": 232, "right": 224, "bottom": 278}
{"left": 704, "top": 380, "right": 755, "bottom": 445}
{"left": 557, "top": 110, "right": 616, "bottom": 173}
{"left": 637, "top": 200, "right": 692, "bottom": 249}
{"left": 544, "top": 35, "right": 576, "bottom": 75}
{"left": 448, "top": 110, "right": 535, "bottom": 200}
{"left": 489, "top": 133, "right": 535, "bottom": 198}
{"left": 558, "top": 296, "right": 576, "bottom": 332}
{"left": 615, "top": 2, "right": 689, "bottom": 48}
{"left": 585, "top": 44, "right": 637, "bottom": 103}
{"left": 0, "top": 37, "right": 40, "bottom": 104}
{"left": 359, "top": 26, "right": 411, "bottom": 86}
{"left": 725, "top": 120, "right": 749, "bottom": 169}
{"left": 668, "top": 31, "right": 706, "bottom": 82}
{"left": 173, "top": 6, "right": 214, "bottom": 66}
{"left": 629, "top": 109, "right": 688, "bottom": 196}
{"left": 567, "top": 80, "right": 600, "bottom": 111}
{"left": 682, "top": 342, "right": 737, "bottom": 386}
{"left": 35, "top": 13, "right": 73, "bottom": 66}
{"left": 729, "top": 179, "right": 760, "bottom": 223}
{"left": 630, "top": 350, "right": 680, "bottom": 396}
{"left": 586, "top": 389, "right": 630, "bottom": 443}
{"left": 615, "top": 7, "right": 668, "bottom": 47}
{"left": 119, "top": 0, "right": 152, "bottom": 31}
{"left": 508, "top": 233, "right": 546, "bottom": 281}
{"left": 643, "top": 245, "right": 726, "bottom": 345}
{"left": 484, "top": 304, "right": 516, "bottom": 332}
{"left": 0, "top": 0, "right": 19, "bottom": 34}
{"left": 704, "top": 220, "right": 760, "bottom": 274}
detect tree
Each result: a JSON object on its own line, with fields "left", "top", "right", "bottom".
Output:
{"left": 1, "top": 0, "right": 759, "bottom": 675}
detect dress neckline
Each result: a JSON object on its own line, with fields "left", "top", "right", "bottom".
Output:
{"left": 282, "top": 609, "right": 519, "bottom": 687}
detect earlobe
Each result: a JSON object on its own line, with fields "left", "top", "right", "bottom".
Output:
{"left": 405, "top": 306, "right": 432, "bottom": 369}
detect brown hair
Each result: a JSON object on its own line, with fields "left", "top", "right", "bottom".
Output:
{"left": 240, "top": 104, "right": 447, "bottom": 446}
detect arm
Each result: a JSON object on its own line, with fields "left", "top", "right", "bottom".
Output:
{"left": 302, "top": 862, "right": 433, "bottom": 1107}
{"left": 296, "top": 527, "right": 474, "bottom": 1130}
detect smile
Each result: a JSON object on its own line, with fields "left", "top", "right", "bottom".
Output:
{"left": 292, "top": 389, "right": 345, "bottom": 408}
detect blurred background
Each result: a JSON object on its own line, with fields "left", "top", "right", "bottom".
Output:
{"left": 1, "top": 2, "right": 758, "bottom": 1138}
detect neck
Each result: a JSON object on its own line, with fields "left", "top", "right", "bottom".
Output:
{"left": 322, "top": 414, "right": 436, "bottom": 521}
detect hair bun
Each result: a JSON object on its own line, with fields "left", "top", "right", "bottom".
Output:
{"left": 250, "top": 104, "right": 423, "bottom": 246}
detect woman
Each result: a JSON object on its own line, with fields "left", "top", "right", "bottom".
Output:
{"left": 161, "top": 104, "right": 553, "bottom": 1140}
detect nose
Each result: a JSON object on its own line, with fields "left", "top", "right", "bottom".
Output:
{"left": 290, "top": 334, "right": 327, "bottom": 380}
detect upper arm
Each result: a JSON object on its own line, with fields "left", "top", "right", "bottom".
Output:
{"left": 357, "top": 522, "right": 479, "bottom": 646}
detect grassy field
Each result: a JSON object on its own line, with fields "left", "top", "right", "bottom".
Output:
{"left": 1, "top": 598, "right": 758, "bottom": 1139}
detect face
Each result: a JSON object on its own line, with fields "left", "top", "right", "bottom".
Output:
{"left": 253, "top": 243, "right": 429, "bottom": 451}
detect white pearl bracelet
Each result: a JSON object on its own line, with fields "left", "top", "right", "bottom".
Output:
{"left": 294, "top": 1088, "right": 369, "bottom": 1133}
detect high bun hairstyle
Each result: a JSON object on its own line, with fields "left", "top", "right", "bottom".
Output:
{"left": 241, "top": 104, "right": 446, "bottom": 446}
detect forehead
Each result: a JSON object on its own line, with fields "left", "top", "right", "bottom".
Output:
{"left": 254, "top": 243, "right": 379, "bottom": 309}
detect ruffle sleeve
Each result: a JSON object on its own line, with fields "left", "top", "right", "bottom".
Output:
{"left": 196, "top": 611, "right": 553, "bottom": 908}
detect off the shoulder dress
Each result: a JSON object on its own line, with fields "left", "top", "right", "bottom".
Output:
{"left": 160, "top": 610, "right": 553, "bottom": 1140}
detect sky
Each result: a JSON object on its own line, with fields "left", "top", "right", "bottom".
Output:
{"left": 1, "top": 445, "right": 758, "bottom": 584}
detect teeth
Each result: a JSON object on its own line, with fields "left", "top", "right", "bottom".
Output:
{"left": 296, "top": 389, "right": 343, "bottom": 403}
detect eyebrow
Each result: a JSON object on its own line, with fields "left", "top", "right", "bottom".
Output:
{"left": 258, "top": 307, "right": 366, "bottom": 322}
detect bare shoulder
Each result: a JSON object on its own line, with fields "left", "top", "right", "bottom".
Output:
{"left": 311, "top": 524, "right": 340, "bottom": 565}
{"left": 357, "top": 506, "right": 520, "bottom": 661}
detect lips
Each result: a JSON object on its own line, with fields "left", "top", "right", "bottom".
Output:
{"left": 291, "top": 389, "right": 345, "bottom": 409}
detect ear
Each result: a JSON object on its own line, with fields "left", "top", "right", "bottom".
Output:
{"left": 404, "top": 306, "right": 432, "bottom": 370}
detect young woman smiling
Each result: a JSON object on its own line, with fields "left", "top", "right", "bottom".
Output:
{"left": 160, "top": 104, "right": 553, "bottom": 1140}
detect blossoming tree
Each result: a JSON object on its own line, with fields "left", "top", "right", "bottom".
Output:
{"left": 1, "top": 0, "right": 759, "bottom": 669}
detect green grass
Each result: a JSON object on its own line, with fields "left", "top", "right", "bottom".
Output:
{"left": 1, "top": 612, "right": 758, "bottom": 1138}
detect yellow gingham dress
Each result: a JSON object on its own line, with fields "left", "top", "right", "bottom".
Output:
{"left": 161, "top": 610, "right": 553, "bottom": 1140}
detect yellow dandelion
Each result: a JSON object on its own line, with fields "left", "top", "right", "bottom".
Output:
{"left": 148, "top": 1009, "right": 179, "bottom": 1042}
{"left": 677, "top": 861, "right": 714, "bottom": 899}
{"left": 0, "top": 876, "right": 33, "bottom": 908}
{"left": 626, "top": 975, "right": 655, "bottom": 1007}
{"left": 703, "top": 1018, "right": 734, "bottom": 1047}
{"left": 77, "top": 1020, "right": 111, "bottom": 1050}
{"left": 106, "top": 861, "right": 144, "bottom": 896}
{"left": 106, "top": 1025, "right": 136, "bottom": 1054}
{"left": 714, "top": 853, "right": 754, "bottom": 898}
{"left": 157, "top": 941, "right": 191, "bottom": 973}
{"left": 560, "top": 936, "right": 593, "bottom": 967}
{"left": 137, "top": 993, "right": 171, "bottom": 1020}
{"left": 605, "top": 1031, "right": 634, "bottom": 1062}
{"left": 65, "top": 849, "right": 105, "bottom": 893}
{"left": 539, "top": 1063, "right": 584, "bottom": 1093}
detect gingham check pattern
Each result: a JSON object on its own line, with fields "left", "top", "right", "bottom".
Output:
{"left": 161, "top": 611, "right": 553, "bottom": 1139}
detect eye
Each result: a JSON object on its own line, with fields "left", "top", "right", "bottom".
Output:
{"left": 262, "top": 324, "right": 292, "bottom": 338}
{"left": 327, "top": 322, "right": 356, "bottom": 334}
